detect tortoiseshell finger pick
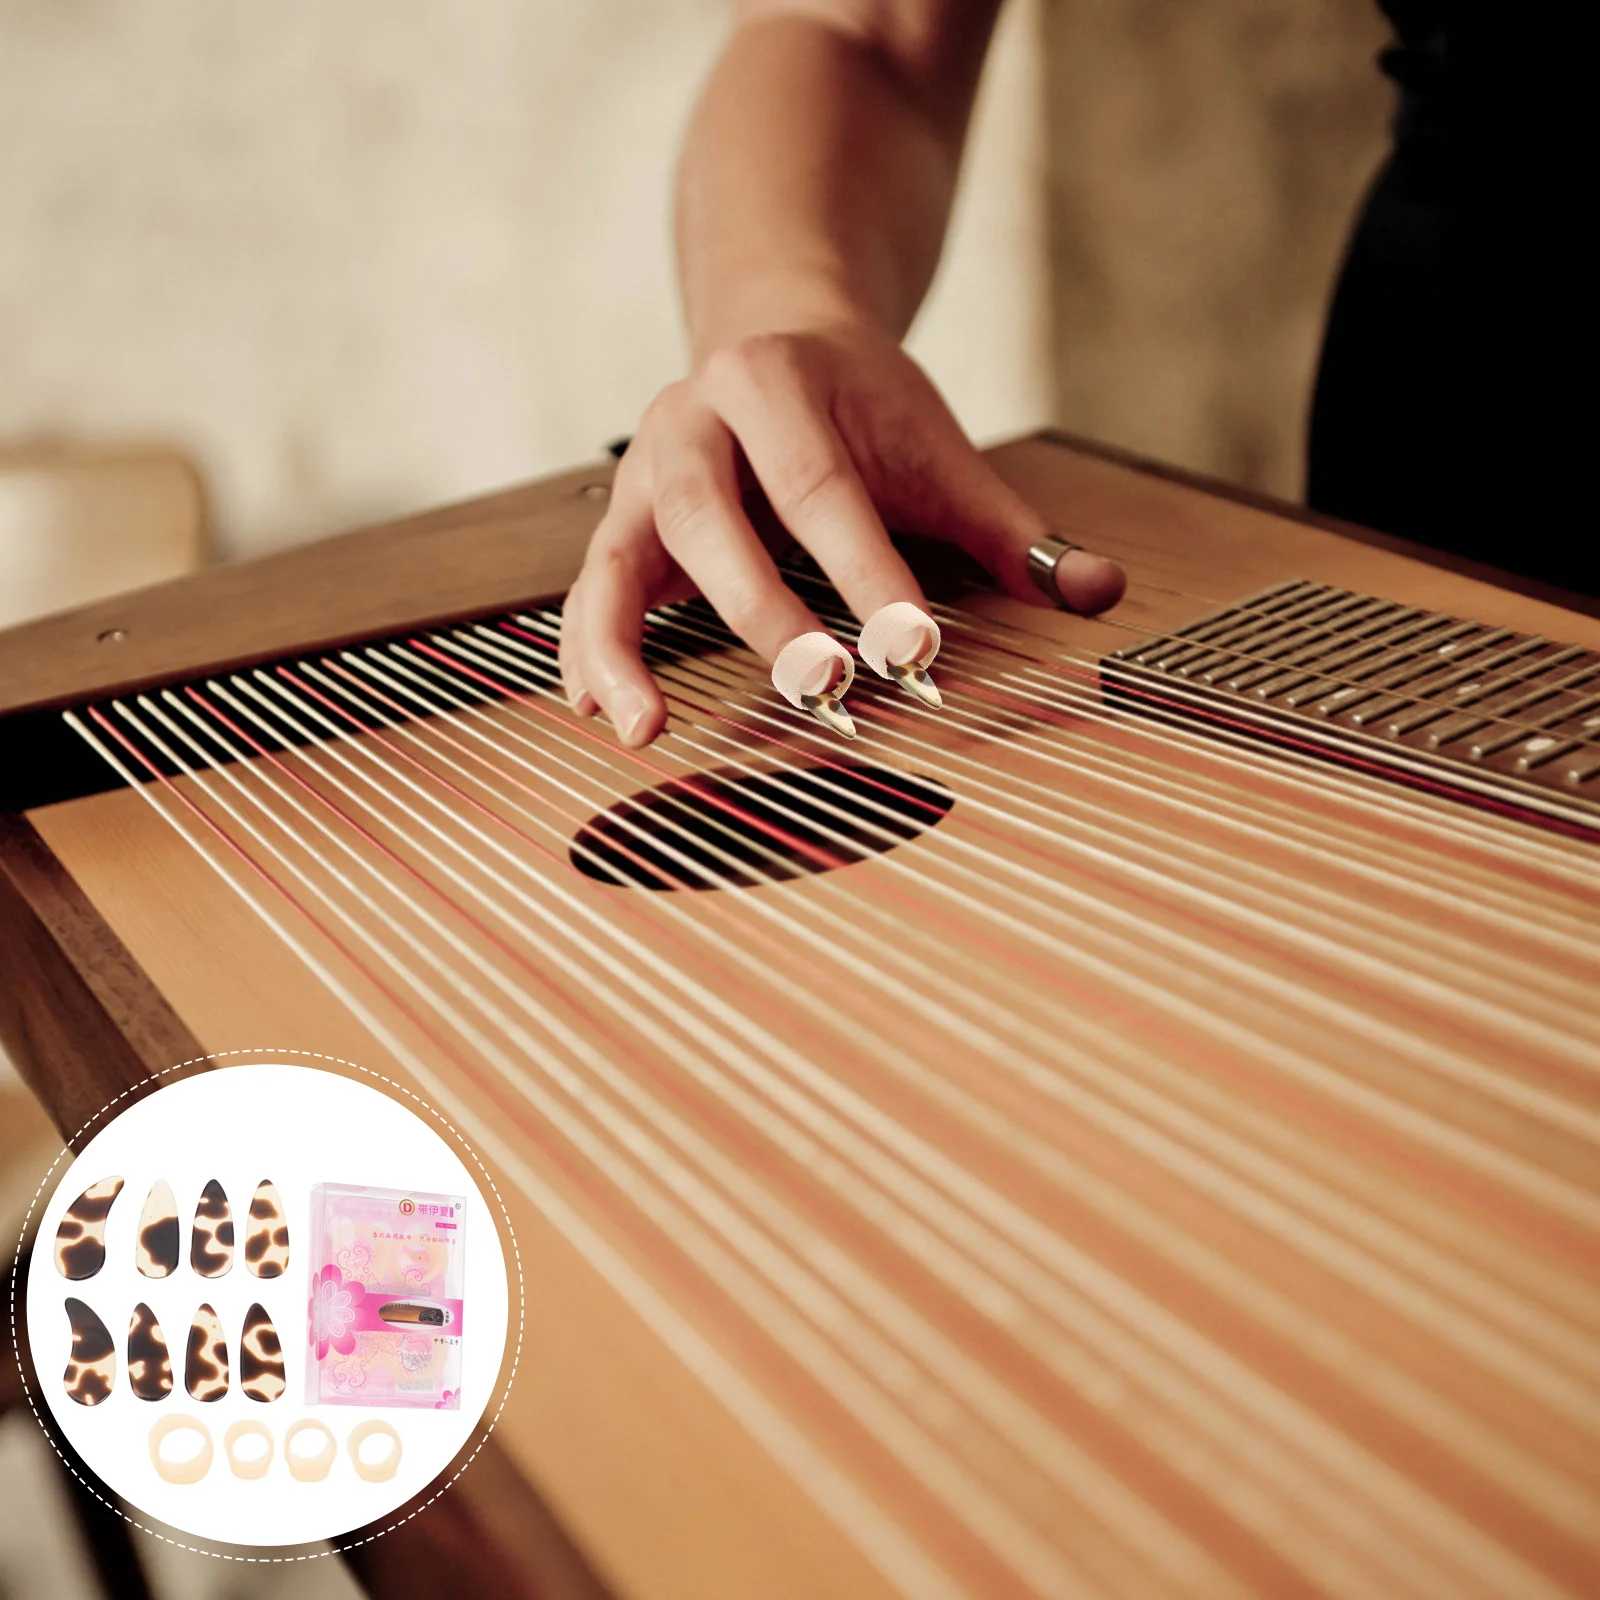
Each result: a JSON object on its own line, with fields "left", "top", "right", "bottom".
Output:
{"left": 190, "top": 1179, "right": 234, "bottom": 1278}
{"left": 245, "top": 1179, "right": 290, "bottom": 1279}
{"left": 63, "top": 1299, "right": 116, "bottom": 1406}
{"left": 185, "top": 1303, "right": 229, "bottom": 1401}
{"left": 127, "top": 1303, "right": 173, "bottom": 1401}
{"left": 239, "top": 1303, "right": 286, "bottom": 1403}
{"left": 135, "top": 1180, "right": 180, "bottom": 1279}
{"left": 53, "top": 1176, "right": 124, "bottom": 1280}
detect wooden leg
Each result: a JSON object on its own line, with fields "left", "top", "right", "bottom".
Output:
{"left": 341, "top": 1441, "right": 616, "bottom": 1600}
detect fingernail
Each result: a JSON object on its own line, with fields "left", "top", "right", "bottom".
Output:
{"left": 859, "top": 603, "right": 942, "bottom": 708}
{"left": 772, "top": 632, "right": 856, "bottom": 739}
{"left": 612, "top": 689, "right": 650, "bottom": 745}
{"left": 1054, "top": 549, "right": 1126, "bottom": 615}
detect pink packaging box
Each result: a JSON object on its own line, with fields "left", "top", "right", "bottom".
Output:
{"left": 305, "top": 1182, "right": 466, "bottom": 1410}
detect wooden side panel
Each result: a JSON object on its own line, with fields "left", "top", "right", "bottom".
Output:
{"left": 0, "top": 463, "right": 606, "bottom": 718}
{"left": 0, "top": 813, "right": 207, "bottom": 1143}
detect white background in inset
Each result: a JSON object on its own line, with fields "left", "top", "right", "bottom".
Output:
{"left": 26, "top": 1064, "right": 509, "bottom": 1548}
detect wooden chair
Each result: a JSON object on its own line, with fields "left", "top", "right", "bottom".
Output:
{"left": 0, "top": 444, "right": 206, "bottom": 630}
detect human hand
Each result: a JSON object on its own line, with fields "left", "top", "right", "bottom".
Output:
{"left": 559, "top": 316, "right": 1125, "bottom": 745}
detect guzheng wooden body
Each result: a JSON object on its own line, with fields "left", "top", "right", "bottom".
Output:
{"left": 2, "top": 434, "right": 1597, "bottom": 1600}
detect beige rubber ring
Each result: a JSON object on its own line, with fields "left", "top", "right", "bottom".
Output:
{"left": 857, "top": 602, "right": 940, "bottom": 679}
{"left": 284, "top": 1417, "right": 337, "bottom": 1482}
{"left": 224, "top": 1418, "right": 274, "bottom": 1480}
{"left": 148, "top": 1414, "right": 213, "bottom": 1485}
{"left": 770, "top": 631, "right": 854, "bottom": 709}
{"left": 347, "top": 1419, "right": 403, "bottom": 1483}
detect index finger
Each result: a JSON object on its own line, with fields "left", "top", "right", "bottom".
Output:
{"left": 703, "top": 346, "right": 928, "bottom": 628}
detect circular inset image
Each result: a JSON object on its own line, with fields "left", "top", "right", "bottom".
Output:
{"left": 25, "top": 1063, "right": 511, "bottom": 1548}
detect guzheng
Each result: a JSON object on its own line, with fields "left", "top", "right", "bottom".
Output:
{"left": 2, "top": 434, "right": 1597, "bottom": 1600}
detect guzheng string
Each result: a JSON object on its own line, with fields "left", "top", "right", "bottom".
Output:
{"left": 771, "top": 577, "right": 1600, "bottom": 853}
{"left": 770, "top": 577, "right": 1600, "bottom": 844}
{"left": 629, "top": 612, "right": 1596, "bottom": 954}
{"left": 610, "top": 625, "right": 1600, "bottom": 1028}
{"left": 81, "top": 604, "right": 1600, "bottom": 1203}
{"left": 70, "top": 705, "right": 971, "bottom": 1600}
{"left": 637, "top": 599, "right": 1600, "bottom": 896}
{"left": 144, "top": 649, "right": 1593, "bottom": 1209}
{"left": 90, "top": 595, "right": 1600, "bottom": 1158}
{"left": 353, "top": 617, "right": 1600, "bottom": 1216}
{"left": 779, "top": 561, "right": 1600, "bottom": 771}
{"left": 93, "top": 646, "right": 1600, "bottom": 1248}
{"left": 472, "top": 620, "right": 1600, "bottom": 1066}
{"left": 103, "top": 649, "right": 1600, "bottom": 1273}
{"left": 59, "top": 571, "right": 1600, "bottom": 1600}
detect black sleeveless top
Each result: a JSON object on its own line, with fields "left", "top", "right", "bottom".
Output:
{"left": 1306, "top": 2, "right": 1589, "bottom": 594}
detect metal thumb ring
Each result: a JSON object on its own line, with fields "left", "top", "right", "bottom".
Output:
{"left": 1025, "top": 535, "right": 1083, "bottom": 602}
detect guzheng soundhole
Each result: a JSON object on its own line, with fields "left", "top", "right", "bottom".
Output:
{"left": 1103, "top": 579, "right": 1600, "bottom": 837}
{"left": 568, "top": 764, "right": 955, "bottom": 891}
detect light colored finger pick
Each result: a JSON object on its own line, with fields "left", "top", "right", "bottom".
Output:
{"left": 348, "top": 1419, "right": 404, "bottom": 1483}
{"left": 284, "top": 1418, "right": 337, "bottom": 1482}
{"left": 858, "top": 602, "right": 943, "bottom": 708}
{"left": 149, "top": 1414, "right": 213, "bottom": 1485}
{"left": 224, "top": 1419, "right": 275, "bottom": 1481}
{"left": 771, "top": 632, "right": 856, "bottom": 739}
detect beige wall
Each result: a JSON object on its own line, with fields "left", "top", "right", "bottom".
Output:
{"left": 0, "top": 1, "right": 1392, "bottom": 574}
{"left": 0, "top": 0, "right": 1046, "bottom": 568}
{"left": 1042, "top": 0, "right": 1393, "bottom": 497}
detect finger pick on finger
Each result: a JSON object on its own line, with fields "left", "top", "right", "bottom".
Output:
{"left": 771, "top": 632, "right": 856, "bottom": 739}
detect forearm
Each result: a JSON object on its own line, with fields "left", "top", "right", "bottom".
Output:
{"left": 568, "top": 1, "right": 1122, "bottom": 743}
{"left": 676, "top": 8, "right": 995, "bottom": 360}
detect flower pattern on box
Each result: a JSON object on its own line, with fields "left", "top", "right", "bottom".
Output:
{"left": 335, "top": 1237, "right": 373, "bottom": 1283}
{"left": 329, "top": 1332, "right": 400, "bottom": 1394}
{"left": 332, "top": 1352, "right": 369, "bottom": 1393}
{"left": 309, "top": 1261, "right": 366, "bottom": 1360}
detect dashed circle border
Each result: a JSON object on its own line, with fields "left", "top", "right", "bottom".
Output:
{"left": 9, "top": 1048, "right": 524, "bottom": 1563}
